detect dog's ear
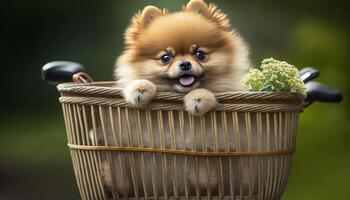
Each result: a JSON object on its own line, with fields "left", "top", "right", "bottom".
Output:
{"left": 186, "top": 0, "right": 210, "bottom": 18}
{"left": 141, "top": 6, "right": 163, "bottom": 27}
{"left": 185, "top": 0, "right": 231, "bottom": 31}
{"left": 125, "top": 6, "right": 167, "bottom": 46}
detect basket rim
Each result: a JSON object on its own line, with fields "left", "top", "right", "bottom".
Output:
{"left": 57, "top": 81, "right": 306, "bottom": 101}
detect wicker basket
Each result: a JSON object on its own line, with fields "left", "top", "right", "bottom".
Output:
{"left": 58, "top": 81, "right": 305, "bottom": 200}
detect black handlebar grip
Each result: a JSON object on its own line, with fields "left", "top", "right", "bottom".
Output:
{"left": 42, "top": 61, "right": 85, "bottom": 84}
{"left": 305, "top": 81, "right": 343, "bottom": 107}
{"left": 299, "top": 67, "right": 320, "bottom": 83}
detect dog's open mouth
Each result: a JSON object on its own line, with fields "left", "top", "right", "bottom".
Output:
{"left": 165, "top": 73, "right": 204, "bottom": 88}
{"left": 169, "top": 74, "right": 201, "bottom": 88}
{"left": 179, "top": 75, "right": 196, "bottom": 87}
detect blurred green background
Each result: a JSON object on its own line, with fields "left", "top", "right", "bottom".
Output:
{"left": 1, "top": 0, "right": 349, "bottom": 199}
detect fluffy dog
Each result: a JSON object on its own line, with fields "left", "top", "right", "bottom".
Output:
{"left": 100, "top": 0, "right": 252, "bottom": 197}
{"left": 115, "top": 0, "right": 250, "bottom": 115}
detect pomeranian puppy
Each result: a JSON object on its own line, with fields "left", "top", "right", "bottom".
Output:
{"left": 115, "top": 0, "right": 250, "bottom": 115}
{"left": 99, "top": 0, "right": 252, "bottom": 198}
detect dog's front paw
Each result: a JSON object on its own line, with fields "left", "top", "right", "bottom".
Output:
{"left": 184, "top": 89, "right": 217, "bottom": 115}
{"left": 123, "top": 79, "right": 156, "bottom": 107}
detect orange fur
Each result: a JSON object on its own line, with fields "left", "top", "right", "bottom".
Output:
{"left": 115, "top": 0, "right": 250, "bottom": 93}
{"left": 104, "top": 1, "right": 254, "bottom": 196}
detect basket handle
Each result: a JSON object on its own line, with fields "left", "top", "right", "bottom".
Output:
{"left": 42, "top": 61, "right": 93, "bottom": 84}
{"left": 42, "top": 63, "right": 342, "bottom": 107}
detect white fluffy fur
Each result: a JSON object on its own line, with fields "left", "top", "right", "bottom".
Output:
{"left": 123, "top": 79, "right": 157, "bottom": 107}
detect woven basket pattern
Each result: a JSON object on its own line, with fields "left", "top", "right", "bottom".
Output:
{"left": 58, "top": 82, "right": 304, "bottom": 200}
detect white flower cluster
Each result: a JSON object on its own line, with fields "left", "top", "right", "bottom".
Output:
{"left": 243, "top": 58, "right": 306, "bottom": 94}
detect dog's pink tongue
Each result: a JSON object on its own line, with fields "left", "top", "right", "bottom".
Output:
{"left": 179, "top": 76, "right": 195, "bottom": 86}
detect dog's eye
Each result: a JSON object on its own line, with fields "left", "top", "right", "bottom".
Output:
{"left": 160, "top": 54, "right": 172, "bottom": 64}
{"left": 194, "top": 50, "right": 206, "bottom": 60}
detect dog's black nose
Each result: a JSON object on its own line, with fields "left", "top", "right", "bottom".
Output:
{"left": 179, "top": 61, "right": 192, "bottom": 71}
